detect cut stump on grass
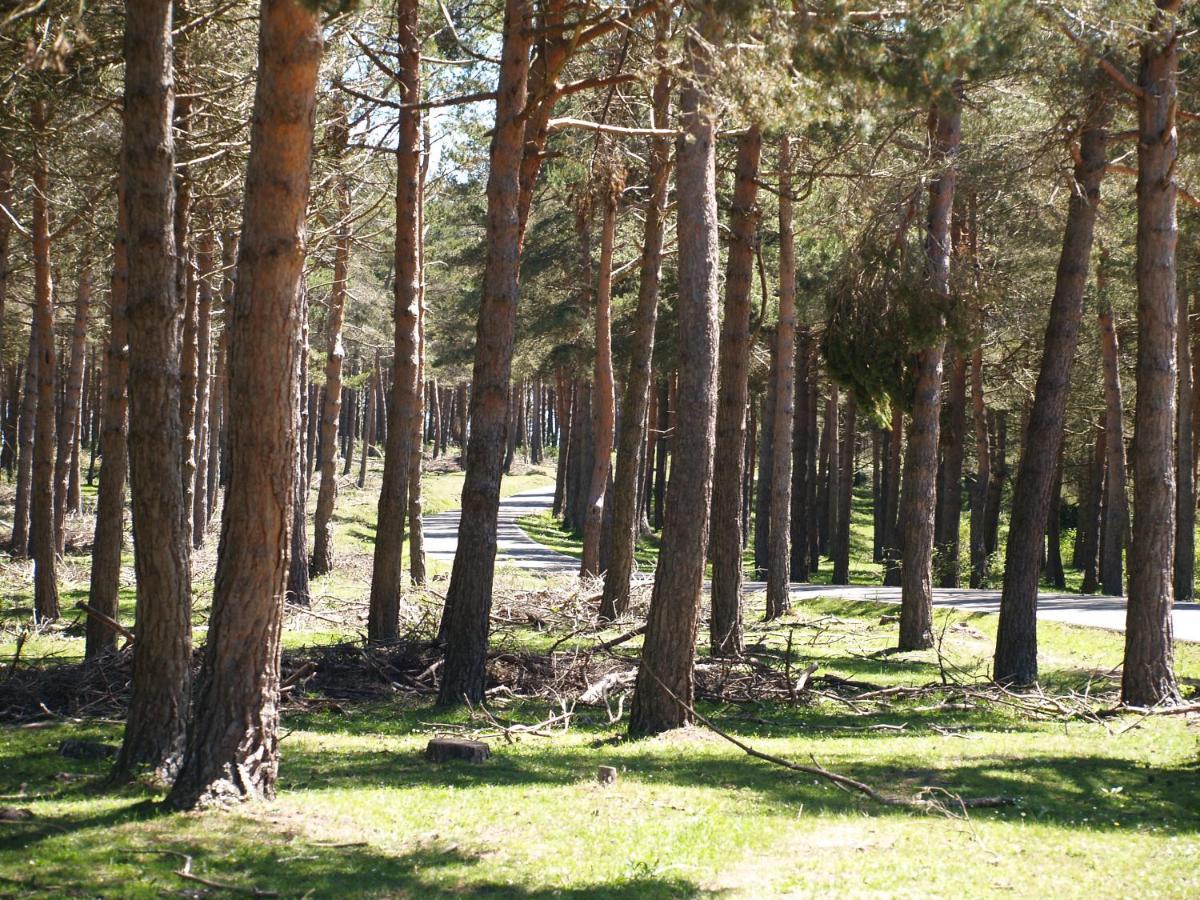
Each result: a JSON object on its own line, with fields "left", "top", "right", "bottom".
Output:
{"left": 425, "top": 738, "right": 491, "bottom": 763}
{"left": 597, "top": 765, "right": 617, "bottom": 786}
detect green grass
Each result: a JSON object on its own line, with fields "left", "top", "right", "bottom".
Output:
{"left": 2, "top": 598, "right": 1198, "bottom": 897}
{"left": 4, "top": 457, "right": 1200, "bottom": 896}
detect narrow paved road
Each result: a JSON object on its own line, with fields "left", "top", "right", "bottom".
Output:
{"left": 426, "top": 484, "right": 1200, "bottom": 642}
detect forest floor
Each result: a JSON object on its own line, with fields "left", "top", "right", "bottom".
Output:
{"left": 0, "top": 460, "right": 1198, "bottom": 897}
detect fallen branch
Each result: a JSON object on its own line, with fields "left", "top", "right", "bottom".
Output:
{"left": 74, "top": 602, "right": 135, "bottom": 644}
{"left": 592, "top": 624, "right": 647, "bottom": 653}
{"left": 641, "top": 665, "right": 1015, "bottom": 816}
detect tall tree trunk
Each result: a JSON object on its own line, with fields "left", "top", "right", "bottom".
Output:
{"left": 30, "top": 100, "right": 59, "bottom": 622}
{"left": 168, "top": 0, "right": 321, "bottom": 807}
{"left": 882, "top": 405, "right": 902, "bottom": 586}
{"left": 287, "top": 290, "right": 311, "bottom": 607}
{"left": 310, "top": 125, "right": 350, "bottom": 576}
{"left": 359, "top": 359, "right": 376, "bottom": 488}
{"left": 552, "top": 371, "right": 570, "bottom": 516}
{"left": 114, "top": 0, "right": 193, "bottom": 781}
{"left": 53, "top": 267, "right": 91, "bottom": 555}
{"left": 710, "top": 124, "right": 761, "bottom": 648}
{"left": 409, "top": 136, "right": 429, "bottom": 589}
{"left": 653, "top": 378, "right": 669, "bottom": 529}
{"left": 0, "top": 155, "right": 10, "bottom": 475}
{"left": 984, "top": 410, "right": 1006, "bottom": 557}
{"left": 369, "top": 0, "right": 423, "bottom": 643}
{"left": 12, "top": 322, "right": 37, "bottom": 555}
{"left": 88, "top": 212, "right": 130, "bottom": 659}
{"left": 437, "top": 0, "right": 533, "bottom": 703}
{"left": 629, "top": 13, "right": 721, "bottom": 735}
{"left": 1176, "top": 268, "right": 1194, "bottom": 602}
{"left": 1081, "top": 415, "right": 1106, "bottom": 593}
{"left": 968, "top": 348, "right": 990, "bottom": 588}
{"left": 600, "top": 13, "right": 670, "bottom": 618}
{"left": 754, "top": 345, "right": 777, "bottom": 579}
{"left": 1124, "top": 3, "right": 1182, "bottom": 707}
{"left": 936, "top": 350, "right": 967, "bottom": 586}
{"left": 1098, "top": 300, "right": 1128, "bottom": 596}
{"left": 1045, "top": 447, "right": 1066, "bottom": 589}
{"left": 899, "top": 90, "right": 959, "bottom": 651}
{"left": 789, "top": 329, "right": 813, "bottom": 582}
{"left": 581, "top": 172, "right": 622, "bottom": 577}
{"left": 993, "top": 106, "right": 1106, "bottom": 683}
{"left": 831, "top": 391, "right": 857, "bottom": 585}
{"left": 191, "top": 221, "right": 213, "bottom": 547}
{"left": 767, "top": 134, "right": 796, "bottom": 617}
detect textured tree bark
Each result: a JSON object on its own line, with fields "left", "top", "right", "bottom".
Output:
{"left": 409, "top": 141, "right": 430, "bottom": 589}
{"left": 653, "top": 379, "right": 669, "bottom": 530}
{"left": 566, "top": 383, "right": 592, "bottom": 533}
{"left": 630, "top": 14, "right": 721, "bottom": 735}
{"left": 1045, "top": 447, "right": 1066, "bottom": 590}
{"left": 1124, "top": 3, "right": 1182, "bottom": 707}
{"left": 1176, "top": 270, "right": 1194, "bottom": 602}
{"left": 436, "top": 0, "right": 532, "bottom": 704}
{"left": 12, "top": 321, "right": 37, "bottom": 556}
{"left": 88, "top": 214, "right": 130, "bottom": 660}
{"left": 968, "top": 348, "right": 990, "bottom": 588}
{"left": 789, "top": 330, "right": 813, "bottom": 582}
{"left": 899, "top": 90, "right": 959, "bottom": 651}
{"left": 310, "top": 124, "right": 350, "bottom": 576}
{"left": 936, "top": 350, "right": 967, "bottom": 586}
{"left": 993, "top": 109, "right": 1106, "bottom": 683}
{"left": 767, "top": 135, "right": 796, "bottom": 618}
{"left": 600, "top": 13, "right": 670, "bottom": 619}
{"left": 53, "top": 267, "right": 91, "bottom": 555}
{"left": 881, "top": 405, "right": 902, "bottom": 586}
{"left": 30, "top": 101, "right": 59, "bottom": 622}
{"left": 168, "top": 0, "right": 321, "bottom": 807}
{"left": 552, "top": 371, "right": 570, "bottom": 516}
{"left": 287, "top": 291, "right": 311, "bottom": 608}
{"left": 191, "top": 222, "right": 214, "bottom": 548}
{"left": 0, "top": 154, "right": 9, "bottom": 474}
{"left": 831, "top": 392, "right": 857, "bottom": 585}
{"left": 711, "top": 124, "right": 761, "bottom": 647}
{"left": 369, "top": 0, "right": 423, "bottom": 643}
{"left": 358, "top": 361, "right": 376, "bottom": 488}
{"left": 1081, "top": 415, "right": 1106, "bottom": 593}
{"left": 581, "top": 174, "right": 622, "bottom": 578}
{"left": 983, "top": 410, "right": 1007, "bottom": 557}
{"left": 753, "top": 344, "right": 777, "bottom": 580}
{"left": 1097, "top": 303, "right": 1128, "bottom": 596}
{"left": 179, "top": 257, "right": 197, "bottom": 548}
{"left": 114, "top": 0, "right": 193, "bottom": 781}
{"left": 175, "top": 0, "right": 195, "bottom": 552}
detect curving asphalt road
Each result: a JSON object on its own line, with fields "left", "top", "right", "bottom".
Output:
{"left": 426, "top": 484, "right": 1200, "bottom": 642}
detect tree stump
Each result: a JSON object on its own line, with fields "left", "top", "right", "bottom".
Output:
{"left": 424, "top": 738, "right": 490, "bottom": 763}
{"left": 597, "top": 765, "right": 617, "bottom": 786}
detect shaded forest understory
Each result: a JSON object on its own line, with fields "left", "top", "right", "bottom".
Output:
{"left": 2, "top": 466, "right": 1198, "bottom": 898}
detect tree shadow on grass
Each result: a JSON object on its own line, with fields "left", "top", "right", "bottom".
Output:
{"left": 0, "top": 796, "right": 700, "bottom": 898}
{"left": 277, "top": 705, "right": 1200, "bottom": 838}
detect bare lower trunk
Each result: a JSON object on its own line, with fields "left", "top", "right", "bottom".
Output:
{"left": 1176, "top": 268, "right": 1194, "bottom": 602}
{"left": 168, "top": 0, "right": 321, "bottom": 807}
{"left": 936, "top": 350, "right": 967, "bottom": 586}
{"left": 1124, "top": 7, "right": 1182, "bottom": 706}
{"left": 191, "top": 223, "right": 214, "bottom": 547}
{"left": 437, "top": 0, "right": 533, "bottom": 704}
{"left": 11, "top": 330, "right": 36, "bottom": 556}
{"left": 1098, "top": 303, "right": 1128, "bottom": 597}
{"left": 310, "top": 129, "right": 351, "bottom": 576}
{"left": 710, "top": 124, "right": 761, "bottom": 647}
{"left": 899, "top": 90, "right": 959, "bottom": 651}
{"left": 789, "top": 330, "right": 813, "bottom": 582}
{"left": 600, "top": 15, "right": 670, "bottom": 619}
{"left": 115, "top": 0, "right": 193, "bottom": 781}
{"left": 968, "top": 348, "right": 990, "bottom": 588}
{"left": 581, "top": 175, "right": 621, "bottom": 577}
{"left": 88, "top": 213, "right": 130, "bottom": 659}
{"left": 831, "top": 392, "right": 857, "bottom": 585}
{"left": 630, "top": 14, "right": 721, "bottom": 735}
{"left": 994, "top": 107, "right": 1106, "bottom": 683}
{"left": 766, "top": 134, "right": 796, "bottom": 618}
{"left": 881, "top": 405, "right": 902, "bottom": 586}
{"left": 54, "top": 268, "right": 91, "bottom": 554}
{"left": 1081, "top": 415, "right": 1106, "bottom": 593}
{"left": 369, "top": 0, "right": 423, "bottom": 643}
{"left": 30, "top": 101, "right": 59, "bottom": 622}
